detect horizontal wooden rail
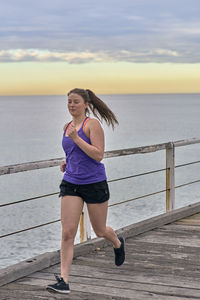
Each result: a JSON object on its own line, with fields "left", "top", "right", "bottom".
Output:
{"left": 173, "top": 138, "right": 200, "bottom": 147}
{"left": 2, "top": 138, "right": 199, "bottom": 176}
{"left": 0, "top": 137, "right": 200, "bottom": 243}
{"left": 0, "top": 158, "right": 65, "bottom": 176}
{"left": 104, "top": 142, "right": 170, "bottom": 158}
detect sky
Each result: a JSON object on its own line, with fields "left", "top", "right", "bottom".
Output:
{"left": 0, "top": 0, "right": 200, "bottom": 95}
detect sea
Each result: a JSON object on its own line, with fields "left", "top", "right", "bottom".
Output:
{"left": 0, "top": 93, "right": 200, "bottom": 269}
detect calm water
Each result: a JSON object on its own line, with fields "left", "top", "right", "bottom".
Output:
{"left": 0, "top": 93, "right": 200, "bottom": 268}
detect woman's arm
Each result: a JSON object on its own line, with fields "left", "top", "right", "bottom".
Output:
{"left": 67, "top": 119, "right": 104, "bottom": 162}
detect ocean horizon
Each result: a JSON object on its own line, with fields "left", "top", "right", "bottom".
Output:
{"left": 0, "top": 93, "right": 200, "bottom": 268}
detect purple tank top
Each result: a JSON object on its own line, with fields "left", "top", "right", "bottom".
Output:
{"left": 62, "top": 117, "right": 107, "bottom": 184}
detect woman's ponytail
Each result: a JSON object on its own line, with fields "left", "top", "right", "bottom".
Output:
{"left": 86, "top": 89, "right": 118, "bottom": 130}
{"left": 68, "top": 88, "right": 119, "bottom": 129}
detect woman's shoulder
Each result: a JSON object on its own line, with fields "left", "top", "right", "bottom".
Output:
{"left": 85, "top": 117, "right": 102, "bottom": 128}
{"left": 63, "top": 121, "right": 72, "bottom": 131}
{"left": 84, "top": 118, "right": 103, "bottom": 136}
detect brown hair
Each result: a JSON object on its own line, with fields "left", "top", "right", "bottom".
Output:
{"left": 67, "top": 88, "right": 119, "bottom": 129}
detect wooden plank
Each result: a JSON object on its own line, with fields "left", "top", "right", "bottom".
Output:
{"left": 175, "top": 219, "right": 200, "bottom": 226}
{"left": 71, "top": 237, "right": 200, "bottom": 277}
{"left": 0, "top": 282, "right": 125, "bottom": 300}
{"left": 133, "top": 230, "right": 200, "bottom": 247}
{"left": 11, "top": 277, "right": 197, "bottom": 300}
{"left": 0, "top": 250, "right": 59, "bottom": 287}
{"left": 66, "top": 243, "right": 200, "bottom": 275}
{"left": 174, "top": 212, "right": 200, "bottom": 225}
{"left": 11, "top": 277, "right": 137, "bottom": 299}
{"left": 0, "top": 283, "right": 60, "bottom": 300}
{"left": 0, "top": 158, "right": 64, "bottom": 175}
{"left": 158, "top": 224, "right": 200, "bottom": 232}
{"left": 15, "top": 275, "right": 200, "bottom": 299}
{"left": 78, "top": 248, "right": 199, "bottom": 268}
{"left": 73, "top": 255, "right": 200, "bottom": 277}
{"left": 124, "top": 240, "right": 199, "bottom": 257}
{"left": 13, "top": 235, "right": 199, "bottom": 298}
{"left": 30, "top": 265, "right": 200, "bottom": 290}
{"left": 104, "top": 142, "right": 169, "bottom": 158}
{"left": 152, "top": 228, "right": 200, "bottom": 239}
{"left": 70, "top": 264, "right": 200, "bottom": 286}
{"left": 181, "top": 213, "right": 200, "bottom": 219}
{"left": 173, "top": 138, "right": 200, "bottom": 147}
{"left": 116, "top": 202, "right": 200, "bottom": 240}
{"left": 2, "top": 215, "right": 200, "bottom": 299}
{"left": 1, "top": 202, "right": 200, "bottom": 287}
{"left": 59, "top": 276, "right": 200, "bottom": 298}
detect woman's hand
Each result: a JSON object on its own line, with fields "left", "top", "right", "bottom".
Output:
{"left": 69, "top": 119, "right": 104, "bottom": 162}
{"left": 68, "top": 123, "right": 79, "bottom": 141}
{"left": 60, "top": 161, "right": 66, "bottom": 172}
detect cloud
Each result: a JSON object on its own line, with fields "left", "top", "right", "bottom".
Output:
{"left": 0, "top": 48, "right": 182, "bottom": 64}
{"left": 154, "top": 49, "right": 179, "bottom": 57}
{"left": 174, "top": 25, "right": 200, "bottom": 36}
{"left": 0, "top": 0, "right": 200, "bottom": 63}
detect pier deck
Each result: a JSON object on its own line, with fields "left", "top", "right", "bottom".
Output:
{"left": 1, "top": 205, "right": 200, "bottom": 299}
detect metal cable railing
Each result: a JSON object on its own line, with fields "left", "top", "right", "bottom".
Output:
{"left": 0, "top": 192, "right": 59, "bottom": 208}
{"left": 108, "top": 167, "right": 166, "bottom": 183}
{"left": 0, "top": 219, "right": 61, "bottom": 239}
{"left": 109, "top": 189, "right": 167, "bottom": 208}
{"left": 0, "top": 188, "right": 169, "bottom": 239}
{"left": 0, "top": 168, "right": 167, "bottom": 239}
{"left": 0, "top": 167, "right": 166, "bottom": 208}
{"left": 175, "top": 179, "right": 200, "bottom": 189}
{"left": 0, "top": 138, "right": 200, "bottom": 241}
{"left": 175, "top": 160, "right": 200, "bottom": 168}
{"left": 1, "top": 176, "right": 199, "bottom": 239}
{"left": 1, "top": 161, "right": 198, "bottom": 209}
{"left": 2, "top": 177, "right": 200, "bottom": 239}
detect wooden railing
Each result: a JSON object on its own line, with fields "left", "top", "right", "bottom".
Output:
{"left": 0, "top": 138, "right": 200, "bottom": 243}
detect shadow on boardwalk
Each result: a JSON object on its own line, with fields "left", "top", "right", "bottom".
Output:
{"left": 1, "top": 203, "right": 200, "bottom": 299}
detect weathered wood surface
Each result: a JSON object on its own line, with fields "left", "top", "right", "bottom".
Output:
{"left": 1, "top": 202, "right": 200, "bottom": 289}
{"left": 0, "top": 143, "right": 169, "bottom": 176}
{"left": 173, "top": 138, "right": 200, "bottom": 147}
{"left": 1, "top": 138, "right": 199, "bottom": 175}
{"left": 1, "top": 211, "right": 200, "bottom": 299}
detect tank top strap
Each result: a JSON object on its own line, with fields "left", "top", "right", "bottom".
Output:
{"left": 64, "top": 121, "right": 72, "bottom": 135}
{"left": 82, "top": 117, "right": 90, "bottom": 132}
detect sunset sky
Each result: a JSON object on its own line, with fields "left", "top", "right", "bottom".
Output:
{"left": 0, "top": 0, "right": 200, "bottom": 95}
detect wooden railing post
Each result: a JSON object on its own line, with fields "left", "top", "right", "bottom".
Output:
{"left": 80, "top": 205, "right": 91, "bottom": 242}
{"left": 166, "top": 143, "right": 175, "bottom": 211}
{"left": 80, "top": 211, "right": 84, "bottom": 243}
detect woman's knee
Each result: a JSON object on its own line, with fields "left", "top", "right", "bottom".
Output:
{"left": 62, "top": 227, "right": 76, "bottom": 241}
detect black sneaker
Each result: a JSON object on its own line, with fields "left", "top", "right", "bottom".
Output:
{"left": 114, "top": 236, "right": 125, "bottom": 266}
{"left": 47, "top": 274, "right": 70, "bottom": 294}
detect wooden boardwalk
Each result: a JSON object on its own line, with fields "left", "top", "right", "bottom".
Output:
{"left": 1, "top": 207, "right": 200, "bottom": 299}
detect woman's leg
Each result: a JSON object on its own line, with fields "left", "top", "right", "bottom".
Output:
{"left": 86, "top": 201, "right": 121, "bottom": 248}
{"left": 60, "top": 196, "right": 84, "bottom": 283}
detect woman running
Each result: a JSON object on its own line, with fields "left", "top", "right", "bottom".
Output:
{"left": 47, "top": 88, "right": 125, "bottom": 294}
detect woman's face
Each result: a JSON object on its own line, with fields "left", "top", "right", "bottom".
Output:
{"left": 68, "top": 93, "right": 88, "bottom": 117}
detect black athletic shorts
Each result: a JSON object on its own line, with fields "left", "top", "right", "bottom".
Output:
{"left": 59, "top": 179, "right": 110, "bottom": 204}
